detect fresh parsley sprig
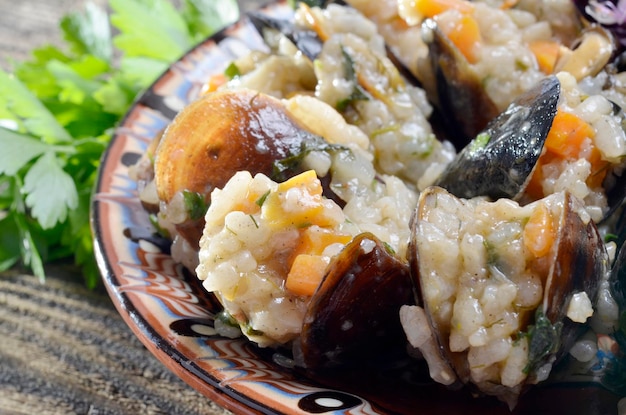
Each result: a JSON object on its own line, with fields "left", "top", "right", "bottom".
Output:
{"left": 0, "top": 0, "right": 239, "bottom": 288}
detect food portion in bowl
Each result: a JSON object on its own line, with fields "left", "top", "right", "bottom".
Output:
{"left": 129, "top": 0, "right": 626, "bottom": 409}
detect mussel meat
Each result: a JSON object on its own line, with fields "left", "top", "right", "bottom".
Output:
{"left": 401, "top": 186, "right": 607, "bottom": 408}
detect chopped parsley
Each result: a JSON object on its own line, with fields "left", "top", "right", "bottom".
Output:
{"left": 336, "top": 46, "right": 369, "bottom": 111}
{"left": 520, "top": 309, "right": 562, "bottom": 375}
{"left": 469, "top": 132, "right": 491, "bottom": 153}
{"left": 183, "top": 190, "right": 209, "bottom": 220}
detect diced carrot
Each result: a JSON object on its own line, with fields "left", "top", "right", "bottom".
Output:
{"left": 263, "top": 170, "right": 340, "bottom": 229}
{"left": 529, "top": 40, "right": 561, "bottom": 74}
{"left": 523, "top": 203, "right": 555, "bottom": 258}
{"left": 526, "top": 110, "right": 607, "bottom": 197}
{"left": 286, "top": 254, "right": 329, "bottom": 296}
{"left": 202, "top": 73, "right": 228, "bottom": 94}
{"left": 443, "top": 13, "right": 482, "bottom": 64}
{"left": 544, "top": 110, "right": 595, "bottom": 160}
{"left": 413, "top": 0, "right": 474, "bottom": 18}
{"left": 499, "top": 0, "right": 520, "bottom": 9}
{"left": 276, "top": 170, "right": 321, "bottom": 195}
{"left": 289, "top": 226, "right": 352, "bottom": 264}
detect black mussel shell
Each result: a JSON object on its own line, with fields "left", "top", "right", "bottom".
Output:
{"left": 297, "top": 232, "right": 413, "bottom": 370}
{"left": 422, "top": 18, "right": 500, "bottom": 148}
{"left": 435, "top": 75, "right": 560, "bottom": 201}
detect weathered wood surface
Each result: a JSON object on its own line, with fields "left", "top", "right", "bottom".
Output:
{"left": 0, "top": 266, "right": 231, "bottom": 415}
{"left": 0, "top": 1, "right": 261, "bottom": 413}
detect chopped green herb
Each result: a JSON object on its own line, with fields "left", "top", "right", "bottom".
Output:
{"left": 371, "top": 125, "right": 400, "bottom": 138}
{"left": 336, "top": 46, "right": 369, "bottom": 111}
{"left": 224, "top": 62, "right": 241, "bottom": 79}
{"left": 244, "top": 325, "right": 265, "bottom": 337}
{"left": 383, "top": 241, "right": 396, "bottom": 255}
{"left": 287, "top": 0, "right": 329, "bottom": 9}
{"left": 149, "top": 214, "right": 171, "bottom": 239}
{"left": 521, "top": 309, "right": 562, "bottom": 374}
{"left": 516, "top": 59, "right": 529, "bottom": 71}
{"left": 216, "top": 309, "right": 240, "bottom": 328}
{"left": 249, "top": 214, "right": 259, "bottom": 228}
{"left": 183, "top": 190, "right": 208, "bottom": 220}
{"left": 469, "top": 132, "right": 491, "bottom": 153}
{"left": 256, "top": 190, "right": 271, "bottom": 207}
{"left": 272, "top": 136, "right": 348, "bottom": 182}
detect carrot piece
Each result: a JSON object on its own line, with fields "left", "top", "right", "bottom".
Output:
{"left": 544, "top": 110, "right": 595, "bottom": 160}
{"left": 523, "top": 203, "right": 555, "bottom": 258}
{"left": 289, "top": 226, "right": 352, "bottom": 264}
{"left": 443, "top": 13, "right": 482, "bottom": 64}
{"left": 529, "top": 40, "right": 561, "bottom": 74}
{"left": 286, "top": 254, "right": 329, "bottom": 296}
{"left": 526, "top": 110, "right": 607, "bottom": 197}
{"left": 202, "top": 73, "right": 228, "bottom": 94}
{"left": 413, "top": 0, "right": 474, "bottom": 18}
{"left": 499, "top": 0, "right": 520, "bottom": 9}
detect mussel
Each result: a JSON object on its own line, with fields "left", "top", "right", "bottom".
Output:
{"left": 152, "top": 88, "right": 323, "bottom": 248}
{"left": 436, "top": 72, "right": 626, "bottom": 224}
{"left": 195, "top": 169, "right": 413, "bottom": 370}
{"left": 435, "top": 75, "right": 560, "bottom": 201}
{"left": 401, "top": 186, "right": 607, "bottom": 408}
{"left": 297, "top": 232, "right": 412, "bottom": 370}
{"left": 421, "top": 17, "right": 500, "bottom": 147}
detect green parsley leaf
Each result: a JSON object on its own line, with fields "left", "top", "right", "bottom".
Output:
{"left": 23, "top": 151, "right": 79, "bottom": 229}
{"left": 61, "top": 2, "right": 113, "bottom": 62}
{"left": 183, "top": 190, "right": 208, "bottom": 220}
{"left": 110, "top": 0, "right": 194, "bottom": 62}
{"left": 224, "top": 62, "right": 241, "bottom": 79}
{"left": 1, "top": 0, "right": 239, "bottom": 287}
{"left": 0, "top": 70, "right": 72, "bottom": 143}
{"left": 469, "top": 132, "right": 491, "bottom": 153}
{"left": 0, "top": 128, "right": 50, "bottom": 176}
{"left": 183, "top": 0, "right": 239, "bottom": 39}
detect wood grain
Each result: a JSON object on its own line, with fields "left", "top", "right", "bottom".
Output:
{"left": 0, "top": 265, "right": 233, "bottom": 415}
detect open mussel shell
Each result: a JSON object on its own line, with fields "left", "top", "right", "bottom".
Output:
{"left": 153, "top": 89, "right": 318, "bottom": 245}
{"left": 297, "top": 232, "right": 413, "bottom": 370}
{"left": 248, "top": 11, "right": 323, "bottom": 60}
{"left": 421, "top": 18, "right": 500, "bottom": 147}
{"left": 405, "top": 186, "right": 606, "bottom": 407}
{"left": 435, "top": 75, "right": 560, "bottom": 201}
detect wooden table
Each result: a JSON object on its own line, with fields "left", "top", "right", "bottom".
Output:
{"left": 0, "top": 1, "right": 261, "bottom": 413}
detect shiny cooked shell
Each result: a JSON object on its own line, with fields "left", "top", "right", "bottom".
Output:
{"left": 435, "top": 75, "right": 560, "bottom": 201}
{"left": 421, "top": 18, "right": 500, "bottom": 147}
{"left": 298, "top": 232, "right": 413, "bottom": 370}
{"left": 155, "top": 89, "right": 314, "bottom": 203}
{"left": 153, "top": 89, "right": 317, "bottom": 244}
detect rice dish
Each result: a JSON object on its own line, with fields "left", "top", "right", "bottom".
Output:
{"left": 130, "top": 0, "right": 626, "bottom": 408}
